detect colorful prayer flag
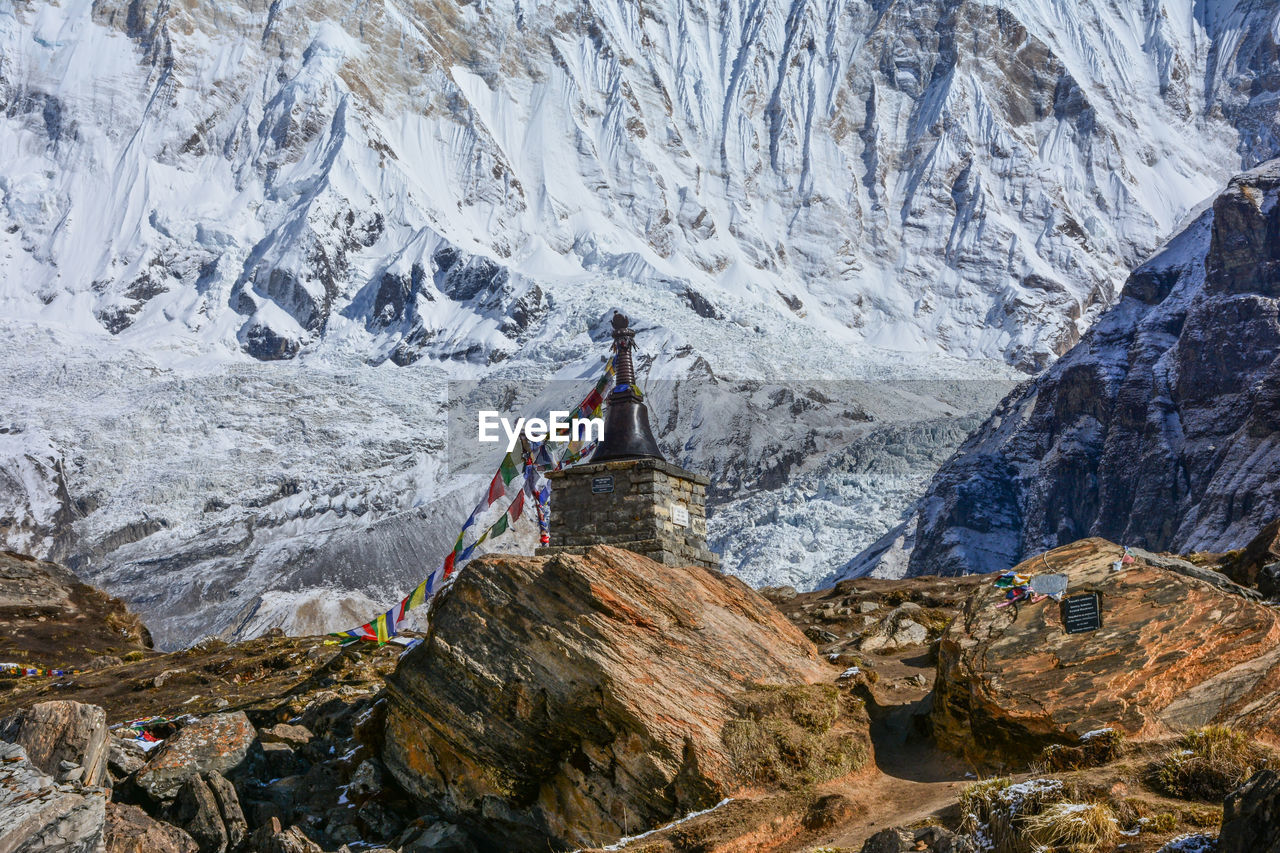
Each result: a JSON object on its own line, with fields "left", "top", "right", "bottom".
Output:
{"left": 499, "top": 452, "right": 520, "bottom": 485}
{"left": 335, "top": 355, "right": 616, "bottom": 643}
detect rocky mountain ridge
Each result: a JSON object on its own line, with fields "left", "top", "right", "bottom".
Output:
{"left": 851, "top": 157, "right": 1280, "bottom": 580}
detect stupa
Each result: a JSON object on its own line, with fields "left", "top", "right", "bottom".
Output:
{"left": 536, "top": 313, "right": 718, "bottom": 569}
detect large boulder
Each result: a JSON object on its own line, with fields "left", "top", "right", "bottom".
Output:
{"left": 136, "top": 712, "right": 257, "bottom": 800}
{"left": 174, "top": 774, "right": 229, "bottom": 853}
{"left": 933, "top": 538, "right": 1280, "bottom": 765}
{"left": 858, "top": 602, "right": 931, "bottom": 652}
{"left": 382, "top": 546, "right": 827, "bottom": 850}
{"left": 0, "top": 740, "right": 107, "bottom": 853}
{"left": 1219, "top": 769, "right": 1280, "bottom": 853}
{"left": 0, "top": 701, "right": 110, "bottom": 787}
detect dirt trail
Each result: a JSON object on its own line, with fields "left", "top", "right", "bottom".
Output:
{"left": 782, "top": 648, "right": 978, "bottom": 851}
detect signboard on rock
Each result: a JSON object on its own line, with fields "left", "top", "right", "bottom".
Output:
{"left": 1061, "top": 593, "right": 1102, "bottom": 634}
{"left": 671, "top": 503, "right": 690, "bottom": 527}
{"left": 591, "top": 475, "right": 614, "bottom": 494}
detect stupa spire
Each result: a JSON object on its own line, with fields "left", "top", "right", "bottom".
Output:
{"left": 591, "top": 312, "right": 664, "bottom": 462}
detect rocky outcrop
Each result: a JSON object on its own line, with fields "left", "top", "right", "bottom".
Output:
{"left": 881, "top": 160, "right": 1280, "bottom": 579}
{"left": 1223, "top": 520, "right": 1280, "bottom": 599}
{"left": 932, "top": 538, "right": 1280, "bottom": 765}
{"left": 0, "top": 740, "right": 107, "bottom": 853}
{"left": 1219, "top": 769, "right": 1280, "bottom": 853}
{"left": 0, "top": 701, "right": 110, "bottom": 788}
{"left": 136, "top": 712, "right": 258, "bottom": 801}
{"left": 0, "top": 550, "right": 151, "bottom": 668}
{"left": 382, "top": 545, "right": 827, "bottom": 850}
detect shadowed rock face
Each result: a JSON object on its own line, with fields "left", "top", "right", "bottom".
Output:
{"left": 932, "top": 538, "right": 1280, "bottom": 767}
{"left": 1223, "top": 520, "right": 1280, "bottom": 598}
{"left": 382, "top": 545, "right": 826, "bottom": 851}
{"left": 898, "top": 160, "right": 1280, "bottom": 578}
{"left": 1220, "top": 769, "right": 1280, "bottom": 853}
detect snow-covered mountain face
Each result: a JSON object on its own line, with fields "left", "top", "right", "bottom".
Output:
{"left": 1, "top": 0, "right": 1279, "bottom": 644}
{"left": 849, "top": 159, "right": 1280, "bottom": 581}
{"left": 4, "top": 0, "right": 1278, "bottom": 368}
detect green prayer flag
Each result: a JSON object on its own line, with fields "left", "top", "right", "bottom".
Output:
{"left": 492, "top": 513, "right": 509, "bottom": 537}
{"left": 499, "top": 452, "right": 520, "bottom": 485}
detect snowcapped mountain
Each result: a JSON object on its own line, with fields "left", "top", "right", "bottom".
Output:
{"left": 849, "top": 158, "right": 1280, "bottom": 581}
{"left": 6, "top": 0, "right": 1278, "bottom": 367}
{"left": 1, "top": 0, "right": 1278, "bottom": 643}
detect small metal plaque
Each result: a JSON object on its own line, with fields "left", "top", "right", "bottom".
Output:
{"left": 1031, "top": 573, "right": 1069, "bottom": 599}
{"left": 1061, "top": 592, "right": 1102, "bottom": 634}
{"left": 591, "top": 475, "right": 614, "bottom": 494}
{"left": 671, "top": 503, "right": 690, "bottom": 527}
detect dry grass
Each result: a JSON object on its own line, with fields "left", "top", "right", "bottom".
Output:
{"left": 1037, "top": 728, "right": 1125, "bottom": 772}
{"left": 722, "top": 684, "right": 868, "bottom": 788}
{"left": 1022, "top": 801, "right": 1120, "bottom": 852}
{"left": 1147, "top": 725, "right": 1272, "bottom": 801}
{"left": 959, "top": 777, "right": 1067, "bottom": 853}
{"left": 959, "top": 778, "right": 1124, "bottom": 853}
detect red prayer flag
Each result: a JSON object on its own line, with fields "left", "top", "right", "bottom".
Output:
{"left": 487, "top": 470, "right": 505, "bottom": 505}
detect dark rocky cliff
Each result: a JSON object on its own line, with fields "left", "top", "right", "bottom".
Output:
{"left": 890, "top": 159, "right": 1280, "bottom": 577}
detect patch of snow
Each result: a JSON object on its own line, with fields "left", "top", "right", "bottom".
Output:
{"left": 589, "top": 798, "right": 733, "bottom": 851}
{"left": 1156, "top": 834, "right": 1218, "bottom": 853}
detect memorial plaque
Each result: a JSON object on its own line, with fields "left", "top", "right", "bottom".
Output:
{"left": 1061, "top": 592, "right": 1102, "bottom": 634}
{"left": 591, "top": 475, "right": 615, "bottom": 494}
{"left": 671, "top": 503, "right": 690, "bottom": 527}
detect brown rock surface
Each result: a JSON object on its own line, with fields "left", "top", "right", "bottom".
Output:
{"left": 246, "top": 819, "right": 323, "bottom": 853}
{"left": 0, "top": 550, "right": 151, "bottom": 668}
{"left": 104, "top": 803, "right": 198, "bottom": 853}
{"left": 0, "top": 700, "right": 110, "bottom": 787}
{"left": 0, "top": 632, "right": 400, "bottom": 722}
{"left": 382, "top": 545, "right": 827, "bottom": 850}
{"left": 933, "top": 538, "right": 1280, "bottom": 765}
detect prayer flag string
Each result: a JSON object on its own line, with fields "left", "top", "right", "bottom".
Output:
{"left": 333, "top": 358, "right": 619, "bottom": 644}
